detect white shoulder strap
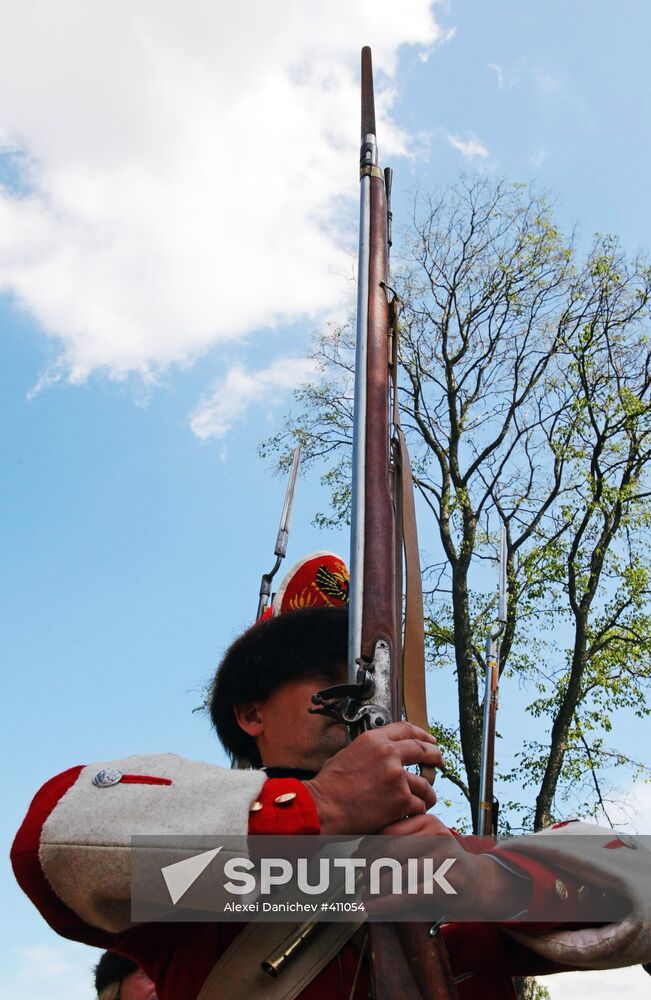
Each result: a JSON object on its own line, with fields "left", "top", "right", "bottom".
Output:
{"left": 197, "top": 921, "right": 360, "bottom": 1000}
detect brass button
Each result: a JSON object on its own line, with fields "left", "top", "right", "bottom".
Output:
{"left": 249, "top": 800, "right": 263, "bottom": 812}
{"left": 577, "top": 884, "right": 590, "bottom": 903}
{"left": 554, "top": 879, "right": 568, "bottom": 902}
{"left": 274, "top": 792, "right": 297, "bottom": 806}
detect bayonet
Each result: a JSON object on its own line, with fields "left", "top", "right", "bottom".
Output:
{"left": 256, "top": 446, "right": 301, "bottom": 620}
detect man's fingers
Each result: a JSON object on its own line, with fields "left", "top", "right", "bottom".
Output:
{"left": 393, "top": 739, "right": 443, "bottom": 770}
{"left": 380, "top": 722, "right": 437, "bottom": 744}
{"left": 406, "top": 771, "right": 436, "bottom": 810}
{"left": 382, "top": 813, "right": 451, "bottom": 837}
{"left": 381, "top": 817, "right": 424, "bottom": 836}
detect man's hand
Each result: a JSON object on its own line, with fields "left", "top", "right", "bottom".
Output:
{"left": 364, "top": 814, "right": 532, "bottom": 920}
{"left": 304, "top": 722, "right": 443, "bottom": 835}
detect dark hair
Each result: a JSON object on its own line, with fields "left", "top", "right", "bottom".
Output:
{"left": 210, "top": 605, "right": 347, "bottom": 766}
{"left": 95, "top": 951, "right": 138, "bottom": 993}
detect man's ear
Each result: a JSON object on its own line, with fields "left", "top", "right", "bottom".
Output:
{"left": 234, "top": 701, "right": 264, "bottom": 738}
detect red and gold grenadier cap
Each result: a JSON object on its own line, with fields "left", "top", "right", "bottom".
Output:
{"left": 261, "top": 551, "right": 349, "bottom": 619}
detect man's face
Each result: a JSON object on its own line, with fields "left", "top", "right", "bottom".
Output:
{"left": 119, "top": 969, "right": 158, "bottom": 1000}
{"left": 240, "top": 664, "right": 348, "bottom": 771}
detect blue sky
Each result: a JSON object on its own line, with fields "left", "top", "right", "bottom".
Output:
{"left": 2, "top": 2, "right": 651, "bottom": 997}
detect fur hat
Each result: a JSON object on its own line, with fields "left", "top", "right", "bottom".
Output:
{"left": 211, "top": 552, "right": 349, "bottom": 766}
{"left": 211, "top": 604, "right": 348, "bottom": 766}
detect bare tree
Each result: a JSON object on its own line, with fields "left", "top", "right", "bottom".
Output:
{"left": 262, "top": 178, "right": 651, "bottom": 831}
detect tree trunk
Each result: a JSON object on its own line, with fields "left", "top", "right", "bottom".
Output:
{"left": 534, "top": 618, "right": 588, "bottom": 829}
{"left": 451, "top": 562, "right": 483, "bottom": 826}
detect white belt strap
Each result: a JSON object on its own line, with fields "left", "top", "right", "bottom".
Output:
{"left": 196, "top": 921, "right": 360, "bottom": 1000}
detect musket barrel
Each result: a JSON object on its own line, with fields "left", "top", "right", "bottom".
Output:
{"left": 348, "top": 171, "right": 371, "bottom": 683}
{"left": 478, "top": 634, "right": 499, "bottom": 835}
{"left": 349, "top": 48, "right": 394, "bottom": 697}
{"left": 361, "top": 46, "right": 376, "bottom": 138}
{"left": 361, "top": 173, "right": 395, "bottom": 666}
{"left": 478, "top": 522, "right": 507, "bottom": 833}
{"left": 274, "top": 447, "right": 301, "bottom": 557}
{"left": 498, "top": 524, "right": 508, "bottom": 622}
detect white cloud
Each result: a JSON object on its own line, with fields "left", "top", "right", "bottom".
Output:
{"left": 0, "top": 941, "right": 99, "bottom": 1000}
{"left": 0, "top": 1, "right": 441, "bottom": 385}
{"left": 189, "top": 356, "right": 316, "bottom": 440}
{"left": 530, "top": 147, "right": 548, "bottom": 169}
{"left": 420, "top": 25, "right": 457, "bottom": 57}
{"left": 447, "top": 132, "right": 490, "bottom": 160}
{"left": 487, "top": 62, "right": 507, "bottom": 90}
{"left": 602, "top": 777, "right": 651, "bottom": 834}
{"left": 487, "top": 59, "right": 525, "bottom": 91}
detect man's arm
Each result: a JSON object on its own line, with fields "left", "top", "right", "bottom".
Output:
{"left": 11, "top": 753, "right": 267, "bottom": 938}
{"left": 12, "top": 725, "right": 440, "bottom": 940}
{"left": 497, "top": 822, "right": 651, "bottom": 971}
{"left": 369, "top": 812, "right": 651, "bottom": 974}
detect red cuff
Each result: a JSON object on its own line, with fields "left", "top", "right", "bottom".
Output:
{"left": 247, "top": 778, "right": 320, "bottom": 835}
{"left": 494, "top": 849, "right": 591, "bottom": 924}
{"left": 11, "top": 765, "right": 114, "bottom": 947}
{"left": 450, "top": 834, "right": 590, "bottom": 924}
{"left": 12, "top": 765, "right": 84, "bottom": 864}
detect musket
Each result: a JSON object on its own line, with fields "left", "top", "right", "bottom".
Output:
{"left": 310, "top": 47, "right": 399, "bottom": 737}
{"left": 477, "top": 524, "right": 508, "bottom": 836}
{"left": 234, "top": 447, "right": 300, "bottom": 769}
{"left": 256, "top": 446, "right": 301, "bottom": 621}
{"left": 310, "top": 47, "right": 458, "bottom": 1000}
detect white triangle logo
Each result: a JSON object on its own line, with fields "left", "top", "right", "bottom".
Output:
{"left": 161, "top": 846, "right": 223, "bottom": 905}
